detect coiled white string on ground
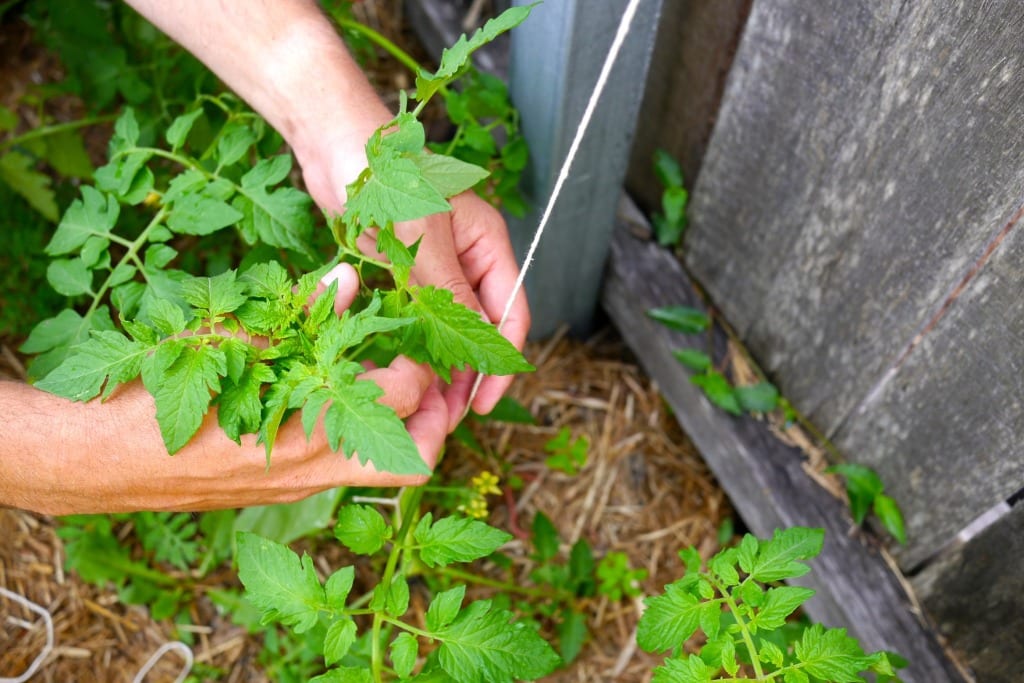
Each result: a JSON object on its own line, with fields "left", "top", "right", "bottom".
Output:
{"left": 0, "top": 588, "right": 54, "bottom": 683}
{"left": 132, "top": 641, "right": 194, "bottom": 683}
{"left": 467, "top": 0, "right": 645, "bottom": 409}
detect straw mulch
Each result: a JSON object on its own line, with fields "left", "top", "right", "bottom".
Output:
{"left": 1, "top": 331, "right": 729, "bottom": 682}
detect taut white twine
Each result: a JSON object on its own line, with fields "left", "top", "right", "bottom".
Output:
{"left": 468, "top": 0, "right": 645, "bottom": 408}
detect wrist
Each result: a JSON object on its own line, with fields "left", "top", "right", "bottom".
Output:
{"left": 263, "top": 19, "right": 394, "bottom": 209}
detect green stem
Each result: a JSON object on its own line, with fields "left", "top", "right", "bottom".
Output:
{"left": 371, "top": 486, "right": 426, "bottom": 682}
{"left": 82, "top": 206, "right": 169, "bottom": 324}
{"left": 1, "top": 114, "right": 118, "bottom": 151}
{"left": 433, "top": 566, "right": 559, "bottom": 600}
{"left": 715, "top": 578, "right": 765, "bottom": 680}
{"left": 335, "top": 18, "right": 426, "bottom": 76}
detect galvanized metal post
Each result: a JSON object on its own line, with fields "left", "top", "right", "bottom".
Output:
{"left": 507, "top": 0, "right": 663, "bottom": 338}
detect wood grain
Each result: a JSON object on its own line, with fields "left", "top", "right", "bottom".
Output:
{"left": 602, "top": 199, "right": 967, "bottom": 683}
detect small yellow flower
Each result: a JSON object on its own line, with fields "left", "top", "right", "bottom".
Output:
{"left": 471, "top": 471, "right": 501, "bottom": 497}
{"left": 458, "top": 495, "right": 489, "bottom": 519}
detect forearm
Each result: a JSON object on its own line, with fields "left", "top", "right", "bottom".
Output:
{"left": 125, "top": 0, "right": 393, "bottom": 191}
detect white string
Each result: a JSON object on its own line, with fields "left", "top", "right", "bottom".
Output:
{"left": 132, "top": 641, "right": 194, "bottom": 683}
{"left": 0, "top": 588, "right": 54, "bottom": 683}
{"left": 468, "top": 0, "right": 645, "bottom": 408}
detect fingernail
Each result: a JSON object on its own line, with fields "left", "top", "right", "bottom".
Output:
{"left": 320, "top": 263, "right": 352, "bottom": 287}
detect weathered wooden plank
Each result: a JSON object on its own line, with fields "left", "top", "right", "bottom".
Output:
{"left": 506, "top": 0, "right": 663, "bottom": 338}
{"left": 602, "top": 198, "right": 968, "bottom": 683}
{"left": 912, "top": 503, "right": 1024, "bottom": 683}
{"left": 834, "top": 209, "right": 1024, "bottom": 571}
{"left": 624, "top": 0, "right": 751, "bottom": 213}
{"left": 685, "top": 0, "right": 1024, "bottom": 442}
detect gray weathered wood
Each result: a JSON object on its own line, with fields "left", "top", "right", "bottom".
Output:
{"left": 507, "top": 0, "right": 663, "bottom": 338}
{"left": 602, "top": 198, "right": 968, "bottom": 683}
{"left": 683, "top": 0, "right": 1024, "bottom": 569}
{"left": 625, "top": 0, "right": 751, "bottom": 213}
{"left": 912, "top": 503, "right": 1024, "bottom": 683}
{"left": 835, "top": 212, "right": 1024, "bottom": 571}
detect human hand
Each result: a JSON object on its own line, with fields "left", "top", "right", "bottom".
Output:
{"left": 2, "top": 267, "right": 447, "bottom": 515}
{"left": 303, "top": 143, "right": 531, "bottom": 433}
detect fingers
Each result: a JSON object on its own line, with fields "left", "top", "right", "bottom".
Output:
{"left": 316, "top": 262, "right": 360, "bottom": 314}
{"left": 360, "top": 356, "right": 434, "bottom": 419}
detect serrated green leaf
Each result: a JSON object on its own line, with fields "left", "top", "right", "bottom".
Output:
{"left": 737, "top": 534, "right": 758, "bottom": 574}
{"left": 654, "top": 148, "right": 684, "bottom": 189}
{"left": 647, "top": 306, "right": 709, "bottom": 334}
{"left": 721, "top": 636, "right": 739, "bottom": 676}
{"left": 557, "top": 609, "right": 588, "bottom": 664}
{"left": 325, "top": 566, "right": 356, "bottom": 611}
{"left": 414, "top": 513, "right": 511, "bottom": 568}
{"left": 324, "top": 618, "right": 358, "bottom": 667}
{"left": 321, "top": 378, "right": 430, "bottom": 475}
{"left": 873, "top": 494, "right": 907, "bottom": 544}
{"left": 748, "top": 527, "right": 824, "bottom": 583}
{"left": 759, "top": 638, "right": 786, "bottom": 668}
{"left": 698, "top": 601, "right": 721, "bottom": 641}
{"left": 794, "top": 624, "right": 874, "bottom": 682}
{"left": 403, "top": 286, "right": 532, "bottom": 381}
{"left": 827, "top": 463, "right": 885, "bottom": 525}
{"left": 234, "top": 158, "right": 314, "bottom": 255}
{"left": 315, "top": 293, "right": 415, "bottom": 365}
{"left": 165, "top": 109, "right": 203, "bottom": 149}
{"left": 142, "top": 343, "right": 224, "bottom": 453}
{"left": 651, "top": 655, "right": 713, "bottom": 683}
{"left": 415, "top": 5, "right": 536, "bottom": 104}
{"left": 216, "top": 124, "right": 257, "bottom": 166}
{"left": 235, "top": 531, "right": 326, "bottom": 634}
{"left": 386, "top": 572, "right": 411, "bottom": 617}
{"left": 0, "top": 150, "right": 59, "bottom": 222}
{"left": 181, "top": 270, "right": 248, "bottom": 318}
{"left": 434, "top": 599, "right": 560, "bottom": 683}
{"left": 738, "top": 581, "right": 765, "bottom": 608}
{"left": 709, "top": 551, "right": 739, "bottom": 587}
{"left": 335, "top": 504, "right": 392, "bottom": 555}
{"left": 218, "top": 362, "right": 274, "bottom": 442}
{"left": 673, "top": 348, "right": 712, "bottom": 372}
{"left": 34, "top": 331, "right": 148, "bottom": 401}
{"left": 311, "top": 668, "right": 373, "bottom": 683}
{"left": 43, "top": 130, "right": 94, "bottom": 178}
{"left": 47, "top": 185, "right": 120, "bottom": 255}
{"left": 344, "top": 145, "right": 451, "bottom": 232}
{"left": 391, "top": 632, "right": 419, "bottom": 678}
{"left": 638, "top": 582, "right": 703, "bottom": 652}
{"left": 735, "top": 381, "right": 780, "bottom": 413}
{"left": 784, "top": 669, "right": 810, "bottom": 683}
{"left": 410, "top": 153, "right": 489, "bottom": 198}
{"left": 47, "top": 257, "right": 94, "bottom": 296}
{"left": 530, "top": 511, "right": 559, "bottom": 563}
{"left": 146, "top": 297, "right": 188, "bottom": 337}
{"left": 168, "top": 190, "right": 244, "bottom": 236}
{"left": 751, "top": 586, "right": 816, "bottom": 631}
{"left": 691, "top": 371, "right": 742, "bottom": 416}
{"left": 426, "top": 585, "right": 466, "bottom": 632}
{"left": 23, "top": 307, "right": 116, "bottom": 381}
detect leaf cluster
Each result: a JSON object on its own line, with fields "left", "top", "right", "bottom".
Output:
{"left": 238, "top": 502, "right": 560, "bottom": 682}
{"left": 651, "top": 149, "right": 689, "bottom": 247}
{"left": 637, "top": 527, "right": 906, "bottom": 682}
{"left": 826, "top": 464, "right": 906, "bottom": 544}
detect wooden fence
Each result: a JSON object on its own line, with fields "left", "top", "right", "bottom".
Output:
{"left": 415, "top": 0, "right": 1022, "bottom": 680}
{"left": 619, "top": 1, "right": 1024, "bottom": 680}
